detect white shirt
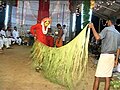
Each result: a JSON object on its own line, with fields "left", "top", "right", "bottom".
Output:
{"left": 6, "top": 31, "right": 12, "bottom": 37}
{"left": 62, "top": 28, "right": 67, "bottom": 41}
{"left": 0, "top": 30, "right": 6, "bottom": 37}
{"left": 12, "top": 30, "right": 20, "bottom": 38}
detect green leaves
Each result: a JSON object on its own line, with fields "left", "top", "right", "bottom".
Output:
{"left": 31, "top": 25, "right": 89, "bottom": 90}
{"left": 83, "top": 0, "right": 91, "bottom": 28}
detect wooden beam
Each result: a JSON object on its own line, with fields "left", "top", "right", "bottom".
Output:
{"left": 93, "top": 11, "right": 108, "bottom": 20}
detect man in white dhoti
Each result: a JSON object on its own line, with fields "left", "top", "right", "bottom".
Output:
{"left": 0, "top": 28, "right": 10, "bottom": 49}
{"left": 6, "top": 27, "right": 15, "bottom": 45}
{"left": 12, "top": 26, "right": 22, "bottom": 45}
{"left": 89, "top": 17, "right": 120, "bottom": 90}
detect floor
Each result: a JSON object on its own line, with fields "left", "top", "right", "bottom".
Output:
{"left": 0, "top": 45, "right": 115, "bottom": 90}
{"left": 0, "top": 45, "right": 65, "bottom": 90}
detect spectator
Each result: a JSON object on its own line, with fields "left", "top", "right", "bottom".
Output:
{"left": 62, "top": 25, "right": 67, "bottom": 45}
{"left": 12, "top": 26, "right": 22, "bottom": 45}
{"left": 0, "top": 27, "right": 10, "bottom": 49}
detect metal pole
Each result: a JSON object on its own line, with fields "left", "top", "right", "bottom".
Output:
{"left": 62, "top": 4, "right": 65, "bottom": 26}
{"left": 21, "top": 0, "right": 24, "bottom": 26}
{"left": 69, "top": 12, "right": 73, "bottom": 41}
{"left": 98, "top": 18, "right": 101, "bottom": 33}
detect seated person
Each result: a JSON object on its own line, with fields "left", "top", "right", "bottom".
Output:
{"left": 0, "top": 27, "right": 10, "bottom": 49}
{"left": 28, "top": 32, "right": 34, "bottom": 46}
{"left": 6, "top": 26, "right": 15, "bottom": 45}
{"left": 12, "top": 26, "right": 22, "bottom": 45}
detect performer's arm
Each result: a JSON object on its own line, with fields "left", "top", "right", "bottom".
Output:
{"left": 89, "top": 23, "right": 101, "bottom": 41}
{"left": 30, "top": 24, "right": 37, "bottom": 36}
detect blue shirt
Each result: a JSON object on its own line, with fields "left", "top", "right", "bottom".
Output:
{"left": 99, "top": 25, "right": 120, "bottom": 53}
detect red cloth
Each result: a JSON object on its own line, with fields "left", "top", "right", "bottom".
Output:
{"left": 69, "top": 0, "right": 74, "bottom": 12}
{"left": 37, "top": 0, "right": 50, "bottom": 22}
{"left": 30, "top": 23, "right": 47, "bottom": 45}
{"left": 46, "top": 36, "right": 54, "bottom": 47}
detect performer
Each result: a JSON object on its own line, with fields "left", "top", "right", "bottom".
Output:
{"left": 30, "top": 17, "right": 51, "bottom": 45}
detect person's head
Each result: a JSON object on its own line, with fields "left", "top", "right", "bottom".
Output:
{"left": 7, "top": 26, "right": 11, "bottom": 31}
{"left": 2, "top": 27, "right": 5, "bottom": 30}
{"left": 106, "top": 17, "right": 116, "bottom": 26}
{"left": 63, "top": 25, "right": 66, "bottom": 29}
{"left": 41, "top": 17, "right": 51, "bottom": 27}
{"left": 57, "top": 24, "right": 62, "bottom": 29}
{"left": 14, "top": 26, "right": 17, "bottom": 31}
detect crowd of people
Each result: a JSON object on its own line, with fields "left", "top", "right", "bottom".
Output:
{"left": 0, "top": 19, "right": 68, "bottom": 53}
{"left": 0, "top": 26, "right": 22, "bottom": 53}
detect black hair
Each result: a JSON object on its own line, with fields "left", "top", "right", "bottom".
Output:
{"left": 57, "top": 23, "right": 61, "bottom": 27}
{"left": 63, "top": 25, "right": 66, "bottom": 27}
{"left": 107, "top": 17, "right": 116, "bottom": 24}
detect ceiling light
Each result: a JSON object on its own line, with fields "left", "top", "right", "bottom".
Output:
{"left": 106, "top": 2, "right": 110, "bottom": 5}
{"left": 113, "top": 1, "right": 115, "bottom": 3}
{"left": 99, "top": 2, "right": 101, "bottom": 4}
{"left": 96, "top": 8, "right": 99, "bottom": 10}
{"left": 100, "top": 5, "right": 102, "bottom": 8}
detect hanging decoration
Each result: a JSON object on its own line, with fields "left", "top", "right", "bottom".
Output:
{"left": 94, "top": 0, "right": 116, "bottom": 11}
{"left": 90, "top": 0, "right": 95, "bottom": 9}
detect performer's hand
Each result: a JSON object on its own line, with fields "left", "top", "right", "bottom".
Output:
{"left": 88, "top": 23, "right": 94, "bottom": 28}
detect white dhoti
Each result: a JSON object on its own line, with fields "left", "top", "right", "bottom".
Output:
{"left": 14, "top": 37, "right": 22, "bottom": 45}
{"left": 95, "top": 54, "right": 115, "bottom": 77}
{"left": 2, "top": 37, "right": 10, "bottom": 48}
{"left": 0, "top": 38, "right": 3, "bottom": 49}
